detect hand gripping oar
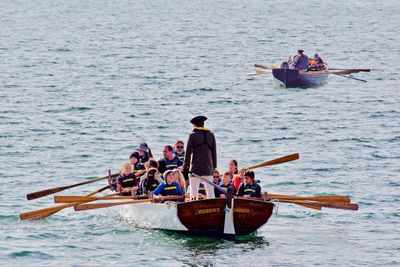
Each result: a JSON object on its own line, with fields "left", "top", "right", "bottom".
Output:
{"left": 264, "top": 193, "right": 351, "bottom": 203}
{"left": 20, "top": 184, "right": 113, "bottom": 220}
{"left": 26, "top": 172, "right": 120, "bottom": 200}
{"left": 243, "top": 153, "right": 299, "bottom": 170}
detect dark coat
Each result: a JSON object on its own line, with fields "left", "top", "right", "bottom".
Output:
{"left": 184, "top": 128, "right": 217, "bottom": 176}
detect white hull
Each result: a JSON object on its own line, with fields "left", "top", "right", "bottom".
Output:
{"left": 119, "top": 202, "right": 188, "bottom": 232}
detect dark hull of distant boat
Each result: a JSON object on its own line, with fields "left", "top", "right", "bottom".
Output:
{"left": 272, "top": 68, "right": 329, "bottom": 88}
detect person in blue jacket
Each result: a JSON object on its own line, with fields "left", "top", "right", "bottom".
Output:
{"left": 236, "top": 170, "right": 262, "bottom": 198}
{"left": 153, "top": 170, "right": 183, "bottom": 200}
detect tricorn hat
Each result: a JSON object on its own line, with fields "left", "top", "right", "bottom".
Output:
{"left": 190, "top": 115, "right": 207, "bottom": 124}
{"left": 298, "top": 49, "right": 304, "bottom": 53}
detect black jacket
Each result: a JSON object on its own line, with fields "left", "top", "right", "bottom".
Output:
{"left": 184, "top": 128, "right": 217, "bottom": 176}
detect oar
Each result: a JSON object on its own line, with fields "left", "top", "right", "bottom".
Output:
{"left": 55, "top": 195, "right": 134, "bottom": 203}
{"left": 329, "top": 68, "right": 370, "bottom": 72}
{"left": 26, "top": 172, "right": 120, "bottom": 200}
{"left": 247, "top": 69, "right": 272, "bottom": 76}
{"left": 243, "top": 153, "right": 299, "bottom": 170}
{"left": 254, "top": 64, "right": 278, "bottom": 69}
{"left": 274, "top": 199, "right": 358, "bottom": 211}
{"left": 334, "top": 73, "right": 367, "bottom": 82}
{"left": 20, "top": 184, "right": 112, "bottom": 220}
{"left": 264, "top": 193, "right": 351, "bottom": 203}
{"left": 74, "top": 199, "right": 152, "bottom": 211}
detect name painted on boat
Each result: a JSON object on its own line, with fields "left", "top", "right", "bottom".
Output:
{"left": 194, "top": 208, "right": 221, "bottom": 215}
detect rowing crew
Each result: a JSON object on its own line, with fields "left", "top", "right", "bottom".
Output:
{"left": 281, "top": 49, "right": 327, "bottom": 71}
{"left": 115, "top": 164, "right": 262, "bottom": 202}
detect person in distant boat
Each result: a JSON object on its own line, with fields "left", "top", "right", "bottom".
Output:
{"left": 135, "top": 143, "right": 152, "bottom": 164}
{"left": 184, "top": 115, "right": 217, "bottom": 200}
{"left": 312, "top": 54, "right": 326, "bottom": 70}
{"left": 215, "top": 171, "right": 235, "bottom": 198}
{"left": 158, "top": 145, "right": 184, "bottom": 177}
{"left": 153, "top": 170, "right": 184, "bottom": 200}
{"left": 236, "top": 170, "right": 262, "bottom": 198}
{"left": 291, "top": 50, "right": 309, "bottom": 71}
{"left": 138, "top": 168, "right": 160, "bottom": 197}
{"left": 173, "top": 140, "right": 185, "bottom": 162}
{"left": 117, "top": 163, "right": 139, "bottom": 196}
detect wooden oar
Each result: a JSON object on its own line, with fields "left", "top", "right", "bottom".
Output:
{"left": 274, "top": 199, "right": 358, "bottom": 211}
{"left": 247, "top": 70, "right": 272, "bottom": 76}
{"left": 329, "top": 68, "right": 370, "bottom": 72}
{"left": 26, "top": 172, "right": 119, "bottom": 200}
{"left": 243, "top": 153, "right": 299, "bottom": 170}
{"left": 20, "top": 184, "right": 112, "bottom": 220}
{"left": 264, "top": 193, "right": 351, "bottom": 203}
{"left": 334, "top": 73, "right": 367, "bottom": 82}
{"left": 74, "top": 199, "right": 152, "bottom": 211}
{"left": 254, "top": 64, "right": 278, "bottom": 69}
{"left": 55, "top": 195, "right": 135, "bottom": 203}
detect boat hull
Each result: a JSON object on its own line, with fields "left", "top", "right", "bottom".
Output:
{"left": 119, "top": 198, "right": 274, "bottom": 238}
{"left": 272, "top": 68, "right": 329, "bottom": 88}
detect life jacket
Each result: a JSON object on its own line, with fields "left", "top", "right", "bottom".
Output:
{"left": 162, "top": 156, "right": 182, "bottom": 172}
{"left": 133, "top": 162, "right": 145, "bottom": 176}
{"left": 198, "top": 183, "right": 206, "bottom": 195}
{"left": 174, "top": 151, "right": 185, "bottom": 162}
{"left": 140, "top": 154, "right": 149, "bottom": 164}
{"left": 309, "top": 58, "right": 318, "bottom": 66}
{"left": 240, "top": 183, "right": 261, "bottom": 198}
{"left": 140, "top": 177, "right": 159, "bottom": 195}
{"left": 155, "top": 181, "right": 183, "bottom": 196}
{"left": 118, "top": 173, "right": 136, "bottom": 189}
{"left": 215, "top": 182, "right": 233, "bottom": 197}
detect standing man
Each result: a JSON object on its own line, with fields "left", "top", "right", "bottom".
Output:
{"left": 293, "top": 49, "right": 309, "bottom": 71}
{"left": 184, "top": 115, "right": 217, "bottom": 200}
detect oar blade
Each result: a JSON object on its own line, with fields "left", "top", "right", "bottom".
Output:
{"left": 27, "top": 187, "right": 68, "bottom": 200}
{"left": 20, "top": 204, "right": 69, "bottom": 221}
{"left": 245, "top": 153, "right": 299, "bottom": 170}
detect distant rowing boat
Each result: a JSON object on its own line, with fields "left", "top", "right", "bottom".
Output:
{"left": 119, "top": 198, "right": 274, "bottom": 238}
{"left": 250, "top": 64, "right": 370, "bottom": 88}
{"left": 272, "top": 69, "right": 353, "bottom": 88}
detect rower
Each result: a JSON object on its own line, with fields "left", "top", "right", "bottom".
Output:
{"left": 138, "top": 168, "right": 159, "bottom": 197}
{"left": 215, "top": 171, "right": 235, "bottom": 198}
{"left": 117, "top": 163, "right": 138, "bottom": 196}
{"left": 173, "top": 140, "right": 185, "bottom": 162}
{"left": 236, "top": 170, "right": 262, "bottom": 198}
{"left": 153, "top": 170, "right": 184, "bottom": 201}
{"left": 135, "top": 143, "right": 152, "bottom": 164}
{"left": 158, "top": 145, "right": 184, "bottom": 177}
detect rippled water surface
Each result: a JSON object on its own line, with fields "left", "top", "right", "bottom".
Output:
{"left": 1, "top": 0, "right": 399, "bottom": 266}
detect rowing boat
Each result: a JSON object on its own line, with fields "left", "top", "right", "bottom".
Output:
{"left": 272, "top": 68, "right": 351, "bottom": 88}
{"left": 119, "top": 197, "right": 274, "bottom": 238}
